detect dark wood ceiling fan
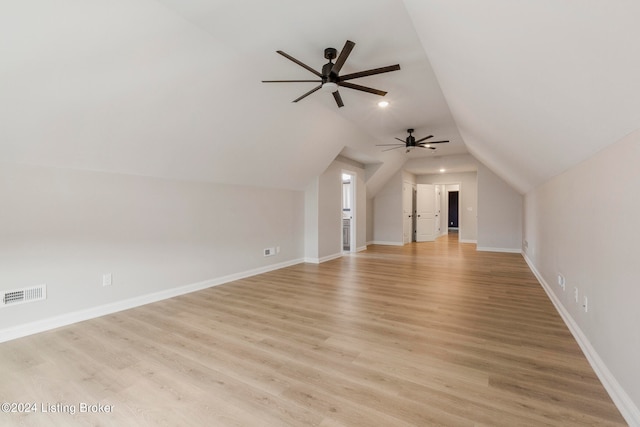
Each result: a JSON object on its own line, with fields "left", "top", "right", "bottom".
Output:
{"left": 262, "top": 40, "right": 400, "bottom": 108}
{"left": 378, "top": 129, "right": 449, "bottom": 153}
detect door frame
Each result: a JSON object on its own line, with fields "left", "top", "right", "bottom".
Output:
{"left": 402, "top": 181, "right": 414, "bottom": 244}
{"left": 443, "top": 183, "right": 461, "bottom": 235}
{"left": 341, "top": 170, "right": 356, "bottom": 253}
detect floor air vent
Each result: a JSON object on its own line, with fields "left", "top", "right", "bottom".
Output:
{"left": 1, "top": 284, "right": 46, "bottom": 308}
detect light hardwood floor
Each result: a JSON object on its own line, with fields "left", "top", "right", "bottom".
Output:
{"left": 0, "top": 234, "right": 626, "bottom": 426}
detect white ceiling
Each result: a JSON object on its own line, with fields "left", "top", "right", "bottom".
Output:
{"left": 404, "top": 0, "right": 640, "bottom": 193}
{"left": 2, "top": 1, "right": 639, "bottom": 195}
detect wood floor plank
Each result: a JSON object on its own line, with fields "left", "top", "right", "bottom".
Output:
{"left": 0, "top": 234, "right": 626, "bottom": 426}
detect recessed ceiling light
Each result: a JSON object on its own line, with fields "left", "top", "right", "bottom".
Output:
{"left": 439, "top": 168, "right": 446, "bottom": 173}
{"left": 378, "top": 101, "right": 389, "bottom": 108}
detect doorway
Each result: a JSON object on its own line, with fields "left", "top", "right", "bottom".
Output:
{"left": 448, "top": 191, "right": 459, "bottom": 231}
{"left": 402, "top": 181, "right": 414, "bottom": 244}
{"left": 342, "top": 172, "right": 356, "bottom": 252}
{"left": 414, "top": 182, "right": 461, "bottom": 239}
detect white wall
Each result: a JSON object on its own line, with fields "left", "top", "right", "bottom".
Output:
{"left": 317, "top": 163, "right": 342, "bottom": 260}
{"left": 0, "top": 163, "right": 305, "bottom": 336}
{"left": 372, "top": 170, "right": 403, "bottom": 245}
{"left": 403, "top": 170, "right": 416, "bottom": 185}
{"left": 417, "top": 172, "right": 478, "bottom": 242}
{"left": 366, "top": 197, "right": 374, "bottom": 245}
{"left": 304, "top": 178, "right": 319, "bottom": 260}
{"left": 477, "top": 164, "right": 523, "bottom": 252}
{"left": 523, "top": 129, "right": 640, "bottom": 424}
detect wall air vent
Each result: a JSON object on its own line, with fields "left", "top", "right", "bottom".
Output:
{"left": 1, "top": 284, "right": 46, "bottom": 308}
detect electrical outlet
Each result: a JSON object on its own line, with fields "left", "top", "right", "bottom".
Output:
{"left": 583, "top": 296, "right": 588, "bottom": 313}
{"left": 276, "top": 246, "right": 280, "bottom": 254}
{"left": 263, "top": 247, "right": 276, "bottom": 257}
{"left": 557, "top": 274, "right": 565, "bottom": 290}
{"left": 103, "top": 273, "right": 112, "bottom": 287}
{"left": 574, "top": 287, "right": 579, "bottom": 303}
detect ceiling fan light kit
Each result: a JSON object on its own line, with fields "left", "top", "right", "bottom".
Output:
{"left": 321, "top": 82, "right": 338, "bottom": 92}
{"left": 262, "top": 40, "right": 400, "bottom": 108}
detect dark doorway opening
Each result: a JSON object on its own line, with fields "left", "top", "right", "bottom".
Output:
{"left": 448, "top": 191, "right": 459, "bottom": 229}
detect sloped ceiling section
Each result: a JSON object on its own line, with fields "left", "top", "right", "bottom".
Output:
{"left": 8, "top": 1, "right": 634, "bottom": 196}
{"left": 0, "top": 0, "right": 349, "bottom": 189}
{"left": 403, "top": 0, "right": 640, "bottom": 194}
{"left": 0, "top": 0, "right": 464, "bottom": 193}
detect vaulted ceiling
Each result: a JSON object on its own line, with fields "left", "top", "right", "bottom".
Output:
{"left": 2, "top": 1, "right": 639, "bottom": 195}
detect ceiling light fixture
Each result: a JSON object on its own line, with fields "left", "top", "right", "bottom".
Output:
{"left": 321, "top": 82, "right": 339, "bottom": 92}
{"left": 376, "top": 129, "right": 450, "bottom": 153}
{"left": 262, "top": 40, "right": 400, "bottom": 108}
{"left": 439, "top": 168, "right": 446, "bottom": 173}
{"left": 378, "top": 100, "right": 389, "bottom": 108}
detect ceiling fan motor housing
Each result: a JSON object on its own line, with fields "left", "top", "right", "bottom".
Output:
{"left": 322, "top": 63, "right": 337, "bottom": 83}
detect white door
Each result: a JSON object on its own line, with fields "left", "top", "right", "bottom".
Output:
{"left": 416, "top": 184, "right": 436, "bottom": 242}
{"left": 402, "top": 182, "right": 413, "bottom": 244}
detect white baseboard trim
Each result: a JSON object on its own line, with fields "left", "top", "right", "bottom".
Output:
{"left": 0, "top": 257, "right": 305, "bottom": 344}
{"left": 477, "top": 246, "right": 522, "bottom": 254}
{"left": 459, "top": 239, "right": 477, "bottom": 244}
{"left": 304, "top": 252, "right": 342, "bottom": 264}
{"left": 356, "top": 245, "right": 367, "bottom": 252}
{"left": 523, "top": 254, "right": 640, "bottom": 426}
{"left": 368, "top": 241, "right": 404, "bottom": 246}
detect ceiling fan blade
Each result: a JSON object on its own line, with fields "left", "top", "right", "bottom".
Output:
{"left": 382, "top": 146, "right": 405, "bottom": 152}
{"left": 418, "top": 146, "right": 437, "bottom": 150}
{"left": 331, "top": 40, "right": 355, "bottom": 75}
{"left": 415, "top": 135, "right": 434, "bottom": 143}
{"left": 376, "top": 143, "right": 405, "bottom": 146}
{"left": 338, "top": 81, "right": 387, "bottom": 96}
{"left": 262, "top": 80, "right": 322, "bottom": 83}
{"left": 293, "top": 85, "right": 322, "bottom": 103}
{"left": 394, "top": 137, "right": 406, "bottom": 143}
{"left": 419, "top": 140, "right": 449, "bottom": 144}
{"left": 332, "top": 90, "right": 344, "bottom": 108}
{"left": 277, "top": 50, "right": 323, "bottom": 78}
{"left": 339, "top": 64, "right": 401, "bottom": 81}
